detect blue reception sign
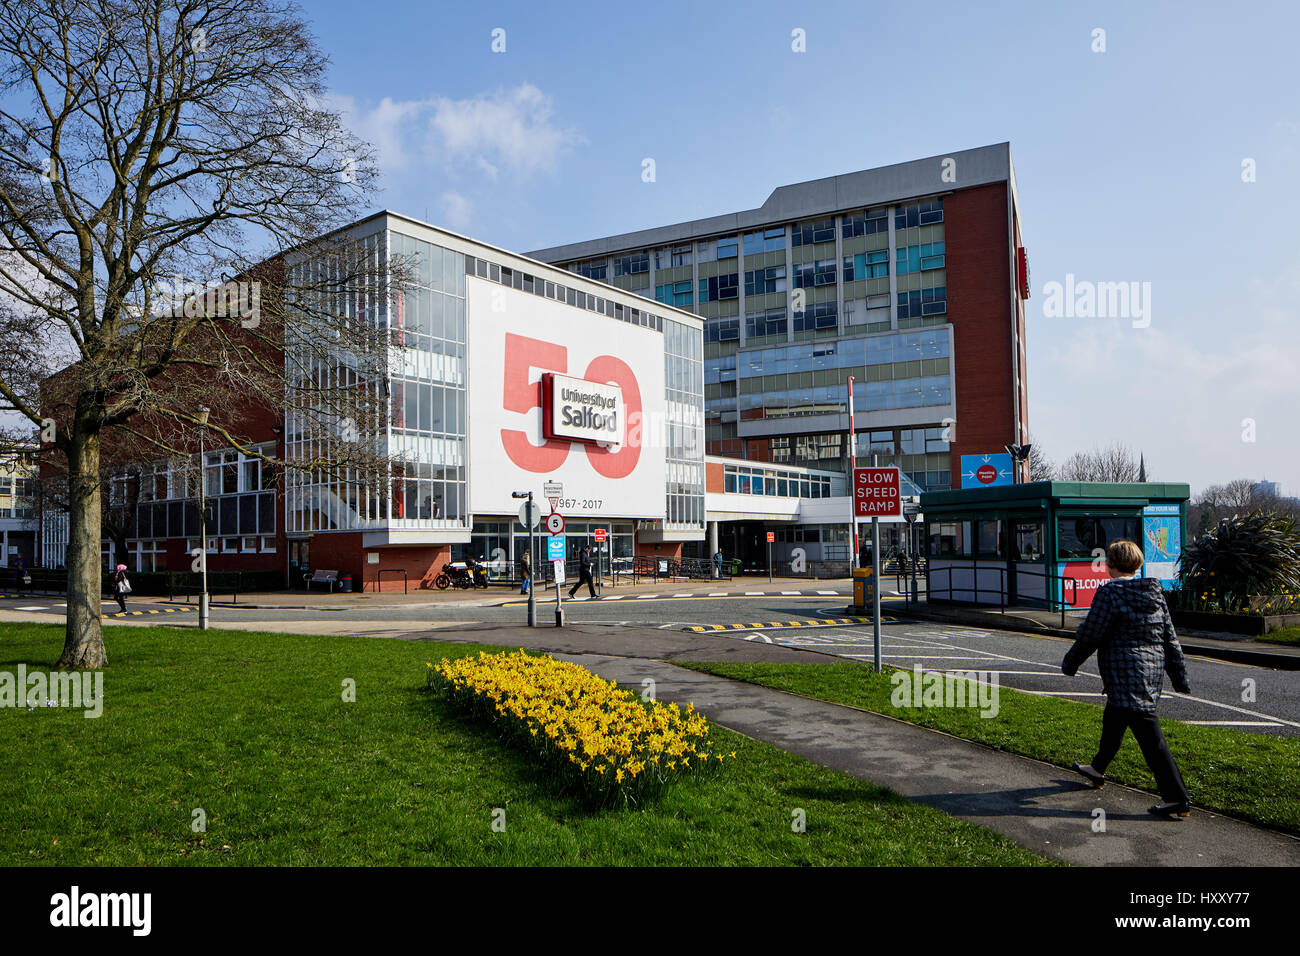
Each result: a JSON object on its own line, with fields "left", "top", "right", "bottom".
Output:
{"left": 960, "top": 453, "right": 1014, "bottom": 489}
{"left": 547, "top": 535, "right": 566, "bottom": 561}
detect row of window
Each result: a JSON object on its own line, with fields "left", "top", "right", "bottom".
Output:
{"left": 731, "top": 329, "right": 950, "bottom": 378}
{"left": 722, "top": 466, "right": 836, "bottom": 499}
{"left": 467, "top": 254, "right": 669, "bottom": 333}
{"left": 571, "top": 197, "right": 942, "bottom": 282}
{"left": 927, "top": 517, "right": 1141, "bottom": 560}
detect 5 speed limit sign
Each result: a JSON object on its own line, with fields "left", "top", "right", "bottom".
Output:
{"left": 546, "top": 512, "right": 566, "bottom": 535}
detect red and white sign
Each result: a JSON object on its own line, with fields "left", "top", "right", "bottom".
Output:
{"left": 466, "top": 277, "right": 666, "bottom": 517}
{"left": 546, "top": 512, "right": 565, "bottom": 535}
{"left": 853, "top": 467, "right": 902, "bottom": 517}
{"left": 593, "top": 528, "right": 607, "bottom": 542}
{"left": 1058, "top": 561, "right": 1111, "bottom": 609}
{"left": 766, "top": 531, "right": 775, "bottom": 543}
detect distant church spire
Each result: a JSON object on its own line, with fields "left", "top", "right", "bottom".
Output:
{"left": 1138, "top": 453, "right": 1147, "bottom": 482}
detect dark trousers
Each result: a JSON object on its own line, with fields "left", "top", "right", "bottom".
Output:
{"left": 568, "top": 568, "right": 596, "bottom": 598}
{"left": 1092, "top": 704, "right": 1189, "bottom": 804}
{"left": 115, "top": 591, "right": 127, "bottom": 613}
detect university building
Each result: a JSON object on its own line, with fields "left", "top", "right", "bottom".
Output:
{"left": 528, "top": 142, "right": 1030, "bottom": 498}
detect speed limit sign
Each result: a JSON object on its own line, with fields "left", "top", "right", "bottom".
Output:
{"left": 546, "top": 512, "right": 565, "bottom": 535}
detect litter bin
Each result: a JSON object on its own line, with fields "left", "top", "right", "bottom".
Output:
{"left": 339, "top": 574, "right": 353, "bottom": 593}
{"left": 852, "top": 567, "right": 873, "bottom": 609}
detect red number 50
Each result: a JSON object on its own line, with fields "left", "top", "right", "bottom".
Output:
{"left": 500, "top": 333, "right": 643, "bottom": 477}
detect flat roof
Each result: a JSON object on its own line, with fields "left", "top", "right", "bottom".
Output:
{"left": 921, "top": 481, "right": 1191, "bottom": 510}
{"left": 527, "top": 142, "right": 1013, "bottom": 263}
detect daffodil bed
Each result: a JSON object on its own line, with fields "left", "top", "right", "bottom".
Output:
{"left": 428, "top": 650, "right": 733, "bottom": 807}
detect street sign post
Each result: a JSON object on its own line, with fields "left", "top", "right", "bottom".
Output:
{"left": 547, "top": 533, "right": 566, "bottom": 628}
{"left": 593, "top": 528, "right": 607, "bottom": 593}
{"left": 852, "top": 467, "right": 901, "bottom": 672}
{"left": 766, "top": 531, "right": 774, "bottom": 583}
{"left": 512, "top": 491, "right": 538, "bottom": 627}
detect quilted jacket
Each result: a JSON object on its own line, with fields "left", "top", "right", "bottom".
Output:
{"left": 1061, "top": 576, "right": 1191, "bottom": 713}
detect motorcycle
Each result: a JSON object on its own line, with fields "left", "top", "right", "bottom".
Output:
{"left": 433, "top": 558, "right": 491, "bottom": 590}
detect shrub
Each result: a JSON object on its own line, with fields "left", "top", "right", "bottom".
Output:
{"left": 1174, "top": 512, "right": 1300, "bottom": 614}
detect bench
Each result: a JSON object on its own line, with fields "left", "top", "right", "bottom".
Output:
{"left": 304, "top": 569, "right": 340, "bottom": 593}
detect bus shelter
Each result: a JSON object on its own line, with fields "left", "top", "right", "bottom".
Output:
{"left": 919, "top": 482, "right": 1189, "bottom": 611}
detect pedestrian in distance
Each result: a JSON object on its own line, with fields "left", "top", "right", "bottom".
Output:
{"left": 519, "top": 550, "right": 531, "bottom": 595}
{"left": 568, "top": 545, "right": 597, "bottom": 600}
{"left": 112, "top": 563, "right": 131, "bottom": 614}
{"left": 713, "top": 550, "right": 723, "bottom": 578}
{"left": 1061, "top": 539, "right": 1192, "bottom": 818}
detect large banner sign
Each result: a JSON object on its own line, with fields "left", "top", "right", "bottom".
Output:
{"left": 543, "top": 373, "right": 624, "bottom": 446}
{"left": 466, "top": 277, "right": 666, "bottom": 518}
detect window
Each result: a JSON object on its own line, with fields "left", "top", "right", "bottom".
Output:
{"left": 795, "top": 259, "right": 840, "bottom": 288}
{"left": 745, "top": 308, "right": 787, "bottom": 339}
{"left": 242, "top": 536, "right": 259, "bottom": 553}
{"left": 1014, "top": 522, "right": 1044, "bottom": 561}
{"left": 261, "top": 536, "right": 277, "bottom": 552}
{"left": 743, "top": 228, "right": 785, "bottom": 255}
{"left": 1057, "top": 516, "right": 1140, "bottom": 560}
{"left": 716, "top": 237, "right": 738, "bottom": 259}
{"left": 842, "top": 207, "right": 888, "bottom": 238}
{"left": 744, "top": 266, "right": 786, "bottom": 296}
{"left": 655, "top": 281, "right": 693, "bottom": 307}
{"left": 794, "top": 301, "right": 837, "bottom": 331}
{"left": 613, "top": 252, "right": 649, "bottom": 277}
{"left": 929, "top": 521, "right": 971, "bottom": 557}
{"left": 792, "top": 219, "right": 835, "bottom": 247}
{"left": 843, "top": 251, "right": 888, "bottom": 282}
{"left": 896, "top": 198, "right": 944, "bottom": 228}
{"left": 898, "top": 286, "right": 947, "bottom": 318}
{"left": 896, "top": 242, "right": 945, "bottom": 275}
{"left": 699, "top": 273, "right": 738, "bottom": 302}
{"left": 976, "top": 520, "right": 1003, "bottom": 557}
{"left": 704, "top": 317, "right": 740, "bottom": 343}
{"left": 572, "top": 258, "right": 607, "bottom": 281}
{"left": 222, "top": 537, "right": 240, "bottom": 552}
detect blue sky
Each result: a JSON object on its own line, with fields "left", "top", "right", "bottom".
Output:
{"left": 312, "top": 0, "right": 1298, "bottom": 494}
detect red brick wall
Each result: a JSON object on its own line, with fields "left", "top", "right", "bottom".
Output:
{"left": 634, "top": 539, "right": 682, "bottom": 560}
{"left": 944, "top": 183, "right": 1017, "bottom": 487}
{"left": 307, "top": 532, "right": 452, "bottom": 592}
{"left": 705, "top": 460, "right": 724, "bottom": 494}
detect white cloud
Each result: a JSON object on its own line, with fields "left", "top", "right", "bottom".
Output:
{"left": 439, "top": 191, "right": 474, "bottom": 230}
{"left": 426, "top": 83, "right": 584, "bottom": 177}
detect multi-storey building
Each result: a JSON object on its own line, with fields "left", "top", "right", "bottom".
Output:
{"left": 0, "top": 443, "right": 37, "bottom": 572}
{"left": 529, "top": 143, "right": 1030, "bottom": 498}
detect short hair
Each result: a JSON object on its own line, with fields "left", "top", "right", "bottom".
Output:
{"left": 1106, "top": 540, "right": 1144, "bottom": 574}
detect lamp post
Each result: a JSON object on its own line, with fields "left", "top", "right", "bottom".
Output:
{"left": 1005, "top": 443, "right": 1032, "bottom": 484}
{"left": 197, "top": 406, "right": 210, "bottom": 631}
{"left": 511, "top": 490, "right": 536, "bottom": 627}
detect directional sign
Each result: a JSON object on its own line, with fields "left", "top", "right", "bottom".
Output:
{"left": 960, "top": 453, "right": 1014, "bottom": 489}
{"left": 593, "top": 528, "right": 607, "bottom": 542}
{"left": 853, "top": 467, "right": 902, "bottom": 517}
{"left": 546, "top": 512, "right": 566, "bottom": 535}
{"left": 547, "top": 535, "right": 566, "bottom": 560}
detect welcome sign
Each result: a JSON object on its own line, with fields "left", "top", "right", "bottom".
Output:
{"left": 543, "top": 372, "right": 624, "bottom": 446}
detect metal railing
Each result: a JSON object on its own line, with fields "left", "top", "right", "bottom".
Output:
{"left": 1013, "top": 565, "right": 1079, "bottom": 628}
{"left": 375, "top": 568, "right": 408, "bottom": 594}
{"left": 928, "top": 564, "right": 1007, "bottom": 612}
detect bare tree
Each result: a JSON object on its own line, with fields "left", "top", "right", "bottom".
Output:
{"left": 1057, "top": 441, "right": 1146, "bottom": 483}
{"left": 0, "top": 1, "right": 395, "bottom": 668}
{"left": 1027, "top": 436, "right": 1054, "bottom": 482}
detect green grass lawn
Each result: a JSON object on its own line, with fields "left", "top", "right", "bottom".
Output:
{"left": 1259, "top": 626, "right": 1300, "bottom": 646}
{"left": 0, "top": 623, "right": 1050, "bottom": 866}
{"left": 679, "top": 659, "right": 1300, "bottom": 836}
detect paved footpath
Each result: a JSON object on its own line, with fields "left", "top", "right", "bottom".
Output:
{"left": 403, "top": 623, "right": 1300, "bottom": 868}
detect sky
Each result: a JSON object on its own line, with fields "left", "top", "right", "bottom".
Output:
{"left": 13, "top": 0, "right": 1300, "bottom": 496}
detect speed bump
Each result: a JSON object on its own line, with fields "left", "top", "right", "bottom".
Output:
{"left": 688, "top": 616, "right": 875, "bottom": 632}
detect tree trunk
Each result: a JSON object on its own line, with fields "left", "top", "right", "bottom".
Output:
{"left": 58, "top": 426, "right": 107, "bottom": 669}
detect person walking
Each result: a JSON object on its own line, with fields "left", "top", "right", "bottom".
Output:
{"left": 568, "top": 545, "right": 597, "bottom": 600}
{"left": 519, "top": 550, "right": 531, "bottom": 595}
{"left": 112, "top": 563, "right": 131, "bottom": 615}
{"left": 713, "top": 550, "right": 723, "bottom": 578}
{"left": 1061, "top": 540, "right": 1192, "bottom": 818}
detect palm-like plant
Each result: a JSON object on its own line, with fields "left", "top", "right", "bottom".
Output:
{"left": 1177, "top": 512, "right": 1300, "bottom": 612}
